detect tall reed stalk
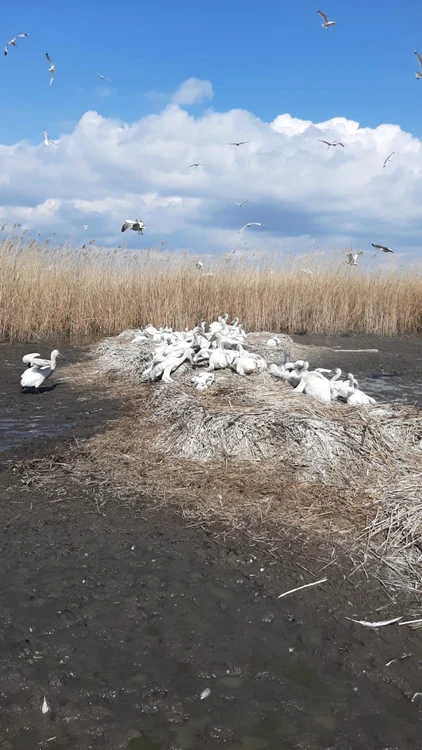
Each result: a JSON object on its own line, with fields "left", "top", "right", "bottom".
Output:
{"left": 1, "top": 232, "right": 421, "bottom": 341}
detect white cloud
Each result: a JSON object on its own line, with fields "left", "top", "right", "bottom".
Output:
{"left": 0, "top": 90, "right": 422, "bottom": 260}
{"left": 171, "top": 77, "right": 213, "bottom": 105}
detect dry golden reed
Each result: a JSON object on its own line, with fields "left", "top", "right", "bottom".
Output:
{"left": 1, "top": 231, "right": 421, "bottom": 341}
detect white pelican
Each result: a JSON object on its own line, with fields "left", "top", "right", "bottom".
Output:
{"left": 347, "top": 387, "right": 376, "bottom": 406}
{"left": 238, "top": 222, "right": 264, "bottom": 233}
{"left": 209, "top": 315, "right": 229, "bottom": 334}
{"left": 371, "top": 243, "right": 394, "bottom": 253}
{"left": 318, "top": 140, "right": 344, "bottom": 148}
{"left": 150, "top": 348, "right": 195, "bottom": 383}
{"left": 121, "top": 219, "right": 145, "bottom": 234}
{"left": 22, "top": 351, "right": 56, "bottom": 368}
{"left": 415, "top": 51, "right": 422, "bottom": 79}
{"left": 196, "top": 261, "right": 204, "bottom": 270}
{"left": 4, "top": 33, "right": 28, "bottom": 56}
{"left": 317, "top": 10, "right": 335, "bottom": 28}
{"left": 383, "top": 152, "right": 395, "bottom": 168}
{"left": 294, "top": 368, "right": 332, "bottom": 404}
{"left": 43, "top": 130, "right": 58, "bottom": 147}
{"left": 46, "top": 53, "right": 55, "bottom": 86}
{"left": 95, "top": 72, "right": 111, "bottom": 82}
{"left": 233, "top": 355, "right": 267, "bottom": 376}
{"left": 330, "top": 369, "right": 357, "bottom": 400}
{"left": 346, "top": 251, "right": 363, "bottom": 266}
{"left": 233, "top": 200, "right": 248, "bottom": 207}
{"left": 21, "top": 350, "right": 64, "bottom": 391}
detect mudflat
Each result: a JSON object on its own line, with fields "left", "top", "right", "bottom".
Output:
{"left": 0, "top": 340, "right": 421, "bottom": 749}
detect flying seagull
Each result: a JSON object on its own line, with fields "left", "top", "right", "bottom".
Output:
{"left": 95, "top": 72, "right": 112, "bottom": 82}
{"left": 43, "top": 130, "right": 57, "bottom": 147}
{"left": 318, "top": 140, "right": 344, "bottom": 149}
{"left": 371, "top": 243, "right": 394, "bottom": 253}
{"left": 346, "top": 251, "right": 363, "bottom": 267}
{"left": 317, "top": 10, "right": 336, "bottom": 28}
{"left": 195, "top": 261, "right": 204, "bottom": 270}
{"left": 4, "top": 33, "right": 28, "bottom": 56}
{"left": 415, "top": 51, "right": 422, "bottom": 79}
{"left": 227, "top": 141, "right": 250, "bottom": 146}
{"left": 83, "top": 224, "right": 89, "bottom": 230}
{"left": 233, "top": 200, "right": 248, "bottom": 207}
{"left": 121, "top": 219, "right": 145, "bottom": 234}
{"left": 188, "top": 163, "right": 204, "bottom": 168}
{"left": 46, "top": 53, "right": 55, "bottom": 85}
{"left": 383, "top": 152, "right": 395, "bottom": 168}
{"left": 238, "top": 222, "right": 264, "bottom": 233}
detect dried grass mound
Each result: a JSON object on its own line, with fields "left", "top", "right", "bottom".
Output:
{"left": 91, "top": 328, "right": 421, "bottom": 593}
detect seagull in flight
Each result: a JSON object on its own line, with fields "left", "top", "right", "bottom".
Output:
{"left": 4, "top": 33, "right": 28, "bottom": 56}
{"left": 43, "top": 130, "right": 57, "bottom": 147}
{"left": 95, "top": 72, "right": 112, "bottom": 82}
{"left": 317, "top": 11, "right": 335, "bottom": 28}
{"left": 371, "top": 243, "right": 394, "bottom": 254}
{"left": 233, "top": 200, "right": 248, "bottom": 207}
{"left": 46, "top": 53, "right": 55, "bottom": 85}
{"left": 227, "top": 141, "right": 250, "bottom": 146}
{"left": 188, "top": 163, "right": 204, "bottom": 168}
{"left": 83, "top": 225, "right": 89, "bottom": 230}
{"left": 415, "top": 51, "right": 422, "bottom": 79}
{"left": 121, "top": 219, "right": 145, "bottom": 235}
{"left": 383, "top": 152, "right": 395, "bottom": 168}
{"left": 346, "top": 251, "right": 363, "bottom": 267}
{"left": 195, "top": 261, "right": 204, "bottom": 271}
{"left": 238, "top": 223, "right": 264, "bottom": 233}
{"left": 318, "top": 140, "right": 344, "bottom": 149}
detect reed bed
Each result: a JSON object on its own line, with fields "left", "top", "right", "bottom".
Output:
{"left": 1, "top": 230, "right": 421, "bottom": 341}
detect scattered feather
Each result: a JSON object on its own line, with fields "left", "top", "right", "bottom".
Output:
{"left": 346, "top": 616, "right": 402, "bottom": 628}
{"left": 278, "top": 577, "right": 327, "bottom": 599}
{"left": 200, "top": 688, "right": 211, "bottom": 700}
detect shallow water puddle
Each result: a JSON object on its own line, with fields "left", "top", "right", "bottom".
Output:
{"left": 283, "top": 663, "right": 313, "bottom": 688}
{"left": 173, "top": 716, "right": 210, "bottom": 749}
{"left": 128, "top": 737, "right": 160, "bottom": 750}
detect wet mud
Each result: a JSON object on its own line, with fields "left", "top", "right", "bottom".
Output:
{"left": 0, "top": 339, "right": 421, "bottom": 749}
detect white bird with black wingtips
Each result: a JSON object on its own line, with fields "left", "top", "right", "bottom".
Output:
{"left": 371, "top": 243, "right": 394, "bottom": 254}
{"left": 4, "top": 33, "right": 28, "bottom": 56}
{"left": 317, "top": 10, "right": 335, "bottom": 28}
{"left": 121, "top": 219, "right": 145, "bottom": 235}
{"left": 346, "top": 251, "right": 363, "bottom": 266}
{"left": 415, "top": 51, "right": 422, "bottom": 79}
{"left": 46, "top": 53, "right": 55, "bottom": 85}
{"left": 43, "top": 130, "right": 58, "bottom": 147}
{"left": 95, "top": 72, "right": 112, "bottom": 82}
{"left": 233, "top": 200, "right": 248, "bottom": 207}
{"left": 238, "top": 223, "right": 264, "bottom": 233}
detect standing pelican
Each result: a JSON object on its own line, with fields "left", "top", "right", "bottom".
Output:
{"left": 21, "top": 350, "right": 64, "bottom": 392}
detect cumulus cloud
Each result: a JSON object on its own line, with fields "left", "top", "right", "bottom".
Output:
{"left": 0, "top": 91, "right": 421, "bottom": 260}
{"left": 171, "top": 77, "right": 213, "bottom": 105}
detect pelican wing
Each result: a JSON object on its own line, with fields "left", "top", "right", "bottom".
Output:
{"left": 121, "top": 221, "right": 131, "bottom": 232}
{"left": 317, "top": 10, "right": 329, "bottom": 23}
{"left": 356, "top": 251, "right": 364, "bottom": 257}
{"left": 318, "top": 140, "right": 331, "bottom": 145}
{"left": 383, "top": 152, "right": 394, "bottom": 167}
{"left": 4, "top": 44, "right": 8, "bottom": 56}
{"left": 46, "top": 52, "right": 53, "bottom": 64}
{"left": 22, "top": 352, "right": 41, "bottom": 365}
{"left": 415, "top": 51, "right": 422, "bottom": 68}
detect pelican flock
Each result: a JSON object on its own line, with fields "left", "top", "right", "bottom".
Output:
{"left": 122, "top": 317, "right": 377, "bottom": 406}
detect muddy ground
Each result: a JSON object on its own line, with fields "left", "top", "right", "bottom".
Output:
{"left": 0, "top": 339, "right": 421, "bottom": 749}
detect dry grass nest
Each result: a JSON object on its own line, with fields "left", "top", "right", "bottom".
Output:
{"left": 37, "top": 332, "right": 422, "bottom": 595}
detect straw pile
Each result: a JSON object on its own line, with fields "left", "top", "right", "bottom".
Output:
{"left": 77, "top": 329, "right": 422, "bottom": 593}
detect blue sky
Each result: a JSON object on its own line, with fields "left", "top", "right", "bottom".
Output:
{"left": 2, "top": 0, "right": 422, "bottom": 142}
{"left": 1, "top": 0, "right": 422, "bottom": 260}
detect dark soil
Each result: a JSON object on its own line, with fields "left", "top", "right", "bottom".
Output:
{"left": 0, "top": 341, "right": 421, "bottom": 750}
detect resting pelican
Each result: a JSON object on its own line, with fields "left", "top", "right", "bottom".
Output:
{"left": 209, "top": 314, "right": 229, "bottom": 334}
{"left": 293, "top": 367, "right": 332, "bottom": 404}
{"left": 330, "top": 369, "right": 357, "bottom": 400}
{"left": 233, "top": 355, "right": 267, "bottom": 376}
{"left": 21, "top": 350, "right": 64, "bottom": 391}
{"left": 150, "top": 348, "right": 195, "bottom": 383}
{"left": 191, "top": 372, "right": 215, "bottom": 391}
{"left": 347, "top": 382, "right": 376, "bottom": 405}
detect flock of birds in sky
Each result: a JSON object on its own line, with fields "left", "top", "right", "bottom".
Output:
{"left": 4, "top": 13, "right": 412, "bottom": 258}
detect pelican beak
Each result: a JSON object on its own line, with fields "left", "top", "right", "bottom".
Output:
{"left": 58, "top": 353, "right": 66, "bottom": 360}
